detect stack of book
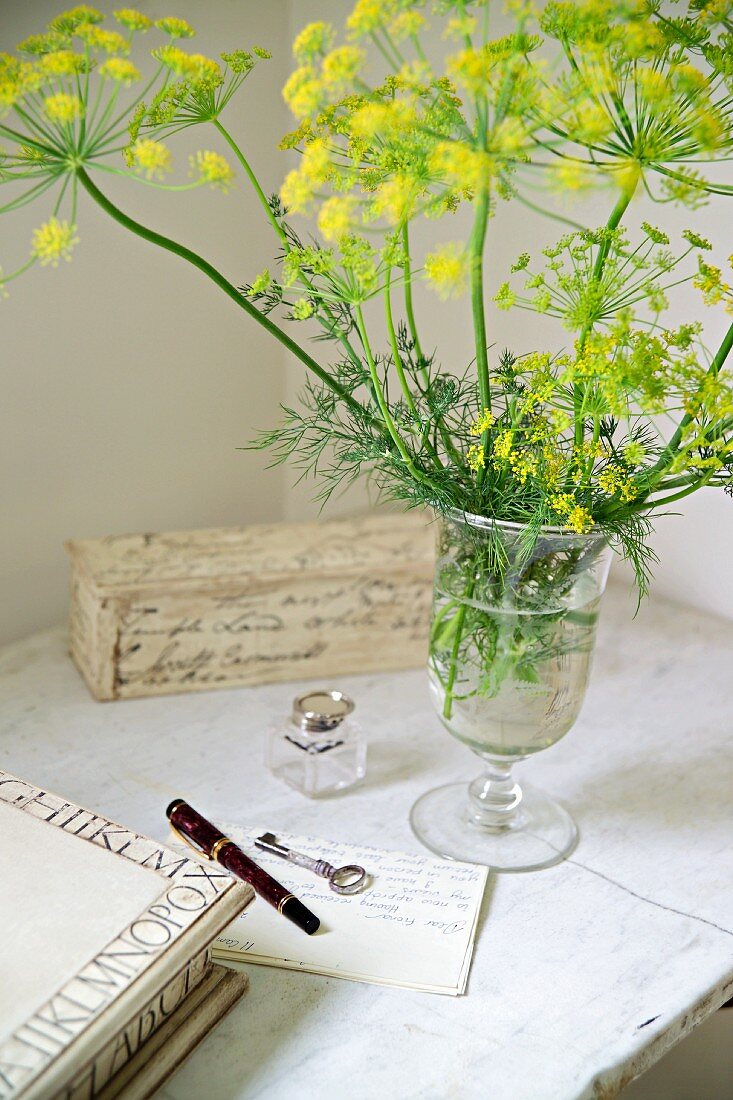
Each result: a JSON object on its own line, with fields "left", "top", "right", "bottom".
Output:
{"left": 0, "top": 770, "right": 254, "bottom": 1099}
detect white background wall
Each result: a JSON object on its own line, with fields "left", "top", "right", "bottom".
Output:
{"left": 1, "top": 0, "right": 292, "bottom": 644}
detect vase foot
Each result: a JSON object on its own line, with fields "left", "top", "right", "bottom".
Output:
{"left": 409, "top": 780, "right": 578, "bottom": 872}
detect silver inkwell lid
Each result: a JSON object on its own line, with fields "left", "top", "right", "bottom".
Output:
{"left": 287, "top": 690, "right": 355, "bottom": 752}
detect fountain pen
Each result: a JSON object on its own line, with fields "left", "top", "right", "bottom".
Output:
{"left": 167, "top": 798, "right": 320, "bottom": 935}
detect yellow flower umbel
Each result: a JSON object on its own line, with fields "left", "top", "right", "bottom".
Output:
{"left": 292, "top": 22, "right": 335, "bottom": 62}
{"left": 551, "top": 494, "right": 594, "bottom": 534}
{"left": 99, "top": 57, "right": 140, "bottom": 84}
{"left": 424, "top": 244, "right": 470, "bottom": 300}
{"left": 466, "top": 443, "right": 485, "bottom": 472}
{"left": 346, "top": 0, "right": 390, "bottom": 38}
{"left": 44, "top": 93, "right": 84, "bottom": 123}
{"left": 280, "top": 169, "right": 317, "bottom": 214}
{"left": 31, "top": 218, "right": 79, "bottom": 266}
{"left": 127, "top": 138, "right": 172, "bottom": 179}
{"left": 113, "top": 9, "right": 152, "bottom": 32}
{"left": 190, "top": 150, "right": 235, "bottom": 191}
{"left": 470, "top": 408, "right": 495, "bottom": 436}
{"left": 76, "top": 25, "right": 129, "bottom": 54}
{"left": 282, "top": 64, "right": 323, "bottom": 119}
{"left": 155, "top": 17, "right": 195, "bottom": 39}
{"left": 38, "top": 50, "right": 88, "bottom": 76}
{"left": 317, "top": 196, "right": 358, "bottom": 243}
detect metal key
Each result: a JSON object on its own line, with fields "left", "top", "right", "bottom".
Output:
{"left": 254, "top": 832, "right": 368, "bottom": 895}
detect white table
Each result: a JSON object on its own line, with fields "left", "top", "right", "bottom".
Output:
{"left": 1, "top": 584, "right": 731, "bottom": 1100}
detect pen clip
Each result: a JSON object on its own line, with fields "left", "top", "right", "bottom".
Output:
{"left": 169, "top": 820, "right": 215, "bottom": 861}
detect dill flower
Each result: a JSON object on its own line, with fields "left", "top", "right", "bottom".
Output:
{"left": 370, "top": 174, "right": 421, "bottom": 224}
{"left": 597, "top": 464, "right": 630, "bottom": 497}
{"left": 291, "top": 297, "right": 315, "bottom": 320}
{"left": 493, "top": 431, "right": 514, "bottom": 462}
{"left": 424, "top": 243, "right": 470, "bottom": 300}
{"left": 282, "top": 64, "right": 323, "bottom": 119}
{"left": 190, "top": 150, "right": 234, "bottom": 191}
{"left": 280, "top": 169, "right": 316, "bottom": 214}
{"left": 683, "top": 229, "right": 713, "bottom": 251}
{"left": 31, "top": 218, "right": 79, "bottom": 266}
{"left": 321, "top": 46, "right": 364, "bottom": 89}
{"left": 75, "top": 25, "right": 129, "bottom": 55}
{"left": 39, "top": 50, "right": 88, "bottom": 75}
{"left": 128, "top": 138, "right": 172, "bottom": 179}
{"left": 694, "top": 259, "right": 730, "bottom": 305}
{"left": 292, "top": 22, "right": 335, "bottom": 62}
{"left": 49, "top": 6, "right": 102, "bottom": 32}
{"left": 249, "top": 270, "right": 271, "bottom": 295}
{"left": 495, "top": 282, "right": 516, "bottom": 311}
{"left": 113, "top": 9, "right": 152, "bottom": 32}
{"left": 550, "top": 493, "right": 575, "bottom": 517}
{"left": 566, "top": 505, "right": 594, "bottom": 534}
{"left": 346, "top": 0, "right": 388, "bottom": 38}
{"left": 17, "top": 33, "right": 68, "bottom": 56}
{"left": 99, "top": 58, "right": 140, "bottom": 84}
{"left": 429, "top": 141, "right": 489, "bottom": 194}
{"left": 350, "top": 100, "right": 415, "bottom": 141}
{"left": 446, "top": 48, "right": 488, "bottom": 94}
{"left": 317, "top": 196, "right": 357, "bottom": 243}
{"left": 300, "top": 138, "right": 332, "bottom": 184}
{"left": 44, "top": 93, "right": 84, "bottom": 122}
{"left": 623, "top": 441, "right": 646, "bottom": 467}
{"left": 155, "top": 17, "right": 196, "bottom": 39}
{"left": 642, "top": 223, "right": 669, "bottom": 246}
{"left": 153, "top": 45, "right": 220, "bottom": 81}
{"left": 388, "top": 12, "right": 425, "bottom": 40}
{"left": 552, "top": 160, "right": 593, "bottom": 192}
{"left": 470, "top": 408, "right": 495, "bottom": 436}
{"left": 466, "top": 443, "right": 485, "bottom": 471}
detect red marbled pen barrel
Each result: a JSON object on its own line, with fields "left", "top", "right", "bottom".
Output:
{"left": 167, "top": 798, "right": 320, "bottom": 935}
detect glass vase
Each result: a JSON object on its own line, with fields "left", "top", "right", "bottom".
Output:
{"left": 410, "top": 510, "right": 613, "bottom": 872}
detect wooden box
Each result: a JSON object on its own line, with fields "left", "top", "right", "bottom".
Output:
{"left": 66, "top": 513, "right": 435, "bottom": 701}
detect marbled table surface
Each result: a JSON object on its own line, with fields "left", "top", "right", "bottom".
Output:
{"left": 1, "top": 584, "right": 732, "bottom": 1100}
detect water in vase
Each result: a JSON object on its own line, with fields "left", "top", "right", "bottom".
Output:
{"left": 428, "top": 593, "right": 601, "bottom": 757}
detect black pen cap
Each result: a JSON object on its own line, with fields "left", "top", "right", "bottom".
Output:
{"left": 281, "top": 896, "right": 320, "bottom": 936}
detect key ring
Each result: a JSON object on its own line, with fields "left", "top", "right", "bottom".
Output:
{"left": 327, "top": 863, "right": 367, "bottom": 895}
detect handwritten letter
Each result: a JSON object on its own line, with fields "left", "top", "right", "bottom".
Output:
{"left": 206, "top": 826, "right": 488, "bottom": 996}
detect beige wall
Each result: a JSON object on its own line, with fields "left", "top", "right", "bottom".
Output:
{"left": 2, "top": 1, "right": 732, "bottom": 648}
{"left": 1, "top": 0, "right": 292, "bottom": 644}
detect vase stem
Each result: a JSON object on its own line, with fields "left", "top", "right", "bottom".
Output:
{"left": 467, "top": 759, "right": 523, "bottom": 829}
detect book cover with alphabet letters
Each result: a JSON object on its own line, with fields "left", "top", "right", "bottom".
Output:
{"left": 0, "top": 771, "right": 253, "bottom": 1099}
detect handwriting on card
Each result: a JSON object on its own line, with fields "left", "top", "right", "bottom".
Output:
{"left": 207, "top": 827, "right": 488, "bottom": 995}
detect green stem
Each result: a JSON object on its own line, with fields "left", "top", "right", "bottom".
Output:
{"left": 75, "top": 166, "right": 370, "bottom": 422}
{"left": 212, "top": 117, "right": 286, "bottom": 243}
{"left": 385, "top": 266, "right": 419, "bottom": 420}
{"left": 354, "top": 305, "right": 436, "bottom": 489}
{"left": 573, "top": 180, "right": 637, "bottom": 448}
{"left": 469, "top": 186, "right": 492, "bottom": 490}
{"left": 644, "top": 468, "right": 717, "bottom": 510}
{"left": 441, "top": 597, "right": 471, "bottom": 721}
{"left": 401, "top": 223, "right": 426, "bottom": 371}
{"left": 470, "top": 187, "right": 491, "bottom": 414}
{"left": 214, "top": 119, "right": 368, "bottom": 382}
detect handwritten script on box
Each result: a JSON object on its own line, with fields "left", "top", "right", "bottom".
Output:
{"left": 203, "top": 826, "right": 488, "bottom": 996}
{"left": 67, "top": 514, "right": 434, "bottom": 700}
